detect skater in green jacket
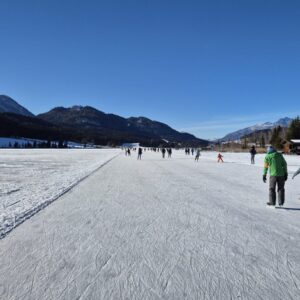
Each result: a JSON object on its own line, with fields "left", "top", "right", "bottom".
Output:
{"left": 263, "top": 146, "right": 288, "bottom": 206}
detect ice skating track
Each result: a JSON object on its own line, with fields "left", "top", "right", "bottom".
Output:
{"left": 1, "top": 153, "right": 300, "bottom": 299}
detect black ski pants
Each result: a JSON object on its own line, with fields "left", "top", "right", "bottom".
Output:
{"left": 269, "top": 176, "right": 285, "bottom": 205}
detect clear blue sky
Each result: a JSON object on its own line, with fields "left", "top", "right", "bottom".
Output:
{"left": 0, "top": 0, "right": 299, "bottom": 139}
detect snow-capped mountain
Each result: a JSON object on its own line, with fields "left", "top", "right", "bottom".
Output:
{"left": 0, "top": 95, "right": 34, "bottom": 117}
{"left": 219, "top": 117, "right": 292, "bottom": 142}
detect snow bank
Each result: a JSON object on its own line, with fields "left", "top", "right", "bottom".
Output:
{"left": 0, "top": 149, "right": 120, "bottom": 238}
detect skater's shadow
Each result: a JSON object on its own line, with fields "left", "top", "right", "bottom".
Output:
{"left": 275, "top": 207, "right": 300, "bottom": 211}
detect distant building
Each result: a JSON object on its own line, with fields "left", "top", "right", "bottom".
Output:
{"left": 121, "top": 143, "right": 140, "bottom": 149}
{"left": 290, "top": 139, "right": 300, "bottom": 155}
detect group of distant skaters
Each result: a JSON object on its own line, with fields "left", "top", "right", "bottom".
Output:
{"left": 123, "top": 147, "right": 227, "bottom": 163}
{"left": 124, "top": 147, "right": 204, "bottom": 161}
{"left": 124, "top": 147, "right": 174, "bottom": 160}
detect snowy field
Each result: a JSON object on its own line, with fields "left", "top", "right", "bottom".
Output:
{"left": 0, "top": 149, "right": 120, "bottom": 238}
{"left": 1, "top": 149, "right": 300, "bottom": 299}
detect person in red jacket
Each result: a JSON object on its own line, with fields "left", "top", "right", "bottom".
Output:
{"left": 217, "top": 153, "right": 224, "bottom": 163}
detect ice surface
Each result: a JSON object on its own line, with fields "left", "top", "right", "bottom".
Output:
{"left": 0, "top": 149, "right": 120, "bottom": 238}
{"left": 0, "top": 149, "right": 300, "bottom": 299}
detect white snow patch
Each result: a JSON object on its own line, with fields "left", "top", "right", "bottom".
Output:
{"left": 0, "top": 149, "right": 120, "bottom": 238}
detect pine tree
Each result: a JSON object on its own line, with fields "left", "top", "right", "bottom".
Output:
{"left": 286, "top": 116, "right": 300, "bottom": 140}
{"left": 261, "top": 135, "right": 265, "bottom": 148}
{"left": 242, "top": 137, "right": 248, "bottom": 149}
{"left": 270, "top": 126, "right": 283, "bottom": 149}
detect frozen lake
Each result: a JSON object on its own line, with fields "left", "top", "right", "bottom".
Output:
{"left": 1, "top": 149, "right": 300, "bottom": 299}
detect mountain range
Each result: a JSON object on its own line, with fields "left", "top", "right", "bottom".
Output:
{"left": 0, "top": 95, "right": 208, "bottom": 147}
{"left": 219, "top": 117, "right": 292, "bottom": 142}
{"left": 1, "top": 94, "right": 294, "bottom": 147}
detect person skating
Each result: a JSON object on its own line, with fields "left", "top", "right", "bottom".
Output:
{"left": 217, "top": 153, "right": 224, "bottom": 163}
{"left": 250, "top": 145, "right": 257, "bottom": 164}
{"left": 263, "top": 146, "right": 288, "bottom": 206}
{"left": 292, "top": 167, "right": 300, "bottom": 179}
{"left": 167, "top": 148, "right": 172, "bottom": 158}
{"left": 162, "top": 148, "right": 166, "bottom": 158}
{"left": 195, "top": 149, "right": 201, "bottom": 162}
{"left": 137, "top": 147, "right": 143, "bottom": 160}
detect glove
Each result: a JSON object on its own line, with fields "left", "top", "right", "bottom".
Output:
{"left": 263, "top": 175, "right": 267, "bottom": 183}
{"left": 284, "top": 173, "right": 288, "bottom": 181}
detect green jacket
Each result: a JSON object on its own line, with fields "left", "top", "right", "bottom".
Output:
{"left": 263, "top": 152, "right": 287, "bottom": 176}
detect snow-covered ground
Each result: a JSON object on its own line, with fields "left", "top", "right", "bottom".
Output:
{"left": 1, "top": 150, "right": 300, "bottom": 299}
{"left": 0, "top": 149, "right": 120, "bottom": 238}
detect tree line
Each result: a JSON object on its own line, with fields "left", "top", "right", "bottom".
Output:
{"left": 6, "top": 140, "right": 68, "bottom": 149}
